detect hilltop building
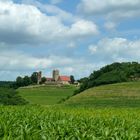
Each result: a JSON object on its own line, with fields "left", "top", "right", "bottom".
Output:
{"left": 53, "top": 69, "right": 59, "bottom": 81}
{"left": 46, "top": 69, "right": 71, "bottom": 85}
{"left": 58, "top": 76, "right": 71, "bottom": 85}
{"left": 37, "top": 70, "right": 71, "bottom": 85}
{"left": 37, "top": 71, "right": 42, "bottom": 84}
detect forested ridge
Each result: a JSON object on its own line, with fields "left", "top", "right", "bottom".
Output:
{"left": 78, "top": 62, "right": 140, "bottom": 93}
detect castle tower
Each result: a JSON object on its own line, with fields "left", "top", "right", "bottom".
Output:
{"left": 37, "top": 71, "right": 42, "bottom": 84}
{"left": 53, "top": 69, "right": 59, "bottom": 81}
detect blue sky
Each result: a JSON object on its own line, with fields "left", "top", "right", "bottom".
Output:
{"left": 0, "top": 0, "right": 140, "bottom": 80}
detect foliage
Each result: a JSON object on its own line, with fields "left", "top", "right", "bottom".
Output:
{"left": 0, "top": 81, "right": 15, "bottom": 88}
{"left": 70, "top": 75, "right": 75, "bottom": 84}
{"left": 78, "top": 62, "right": 140, "bottom": 93}
{"left": 23, "top": 76, "right": 32, "bottom": 86}
{"left": 0, "top": 87, "right": 28, "bottom": 105}
{"left": 40, "top": 77, "right": 46, "bottom": 84}
{"left": 15, "top": 72, "right": 39, "bottom": 88}
{"left": 0, "top": 106, "right": 140, "bottom": 139}
{"left": 31, "top": 72, "right": 38, "bottom": 84}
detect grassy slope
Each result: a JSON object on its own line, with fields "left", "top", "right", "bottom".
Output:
{"left": 65, "top": 82, "right": 140, "bottom": 107}
{"left": 17, "top": 85, "right": 76, "bottom": 105}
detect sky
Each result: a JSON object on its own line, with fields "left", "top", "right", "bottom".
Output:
{"left": 0, "top": 0, "right": 140, "bottom": 81}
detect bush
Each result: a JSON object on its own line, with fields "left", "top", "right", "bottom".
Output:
{"left": 0, "top": 87, "right": 28, "bottom": 105}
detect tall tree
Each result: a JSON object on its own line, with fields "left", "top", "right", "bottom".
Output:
{"left": 70, "top": 75, "right": 75, "bottom": 84}
{"left": 23, "top": 76, "right": 32, "bottom": 86}
{"left": 16, "top": 76, "right": 23, "bottom": 87}
{"left": 31, "top": 72, "right": 38, "bottom": 84}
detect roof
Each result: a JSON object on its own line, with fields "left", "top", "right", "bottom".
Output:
{"left": 46, "top": 77, "right": 53, "bottom": 81}
{"left": 58, "top": 76, "right": 70, "bottom": 82}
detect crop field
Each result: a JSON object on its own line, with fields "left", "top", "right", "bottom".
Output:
{"left": 17, "top": 85, "right": 76, "bottom": 105}
{"left": 65, "top": 82, "right": 140, "bottom": 107}
{"left": 0, "top": 105, "right": 140, "bottom": 139}
{"left": 1, "top": 82, "right": 140, "bottom": 139}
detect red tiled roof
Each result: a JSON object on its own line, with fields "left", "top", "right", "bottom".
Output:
{"left": 58, "top": 76, "right": 70, "bottom": 82}
{"left": 46, "top": 77, "right": 53, "bottom": 81}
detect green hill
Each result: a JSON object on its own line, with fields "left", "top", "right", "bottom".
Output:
{"left": 17, "top": 85, "right": 76, "bottom": 105}
{"left": 65, "top": 82, "right": 140, "bottom": 107}
{"left": 78, "top": 62, "right": 140, "bottom": 93}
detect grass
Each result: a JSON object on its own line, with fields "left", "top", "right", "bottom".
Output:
{"left": 0, "top": 105, "right": 140, "bottom": 139}
{"left": 17, "top": 85, "right": 76, "bottom": 105}
{"left": 65, "top": 81, "right": 140, "bottom": 107}
{"left": 1, "top": 82, "right": 140, "bottom": 139}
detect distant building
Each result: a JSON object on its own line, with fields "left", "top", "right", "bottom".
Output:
{"left": 58, "top": 76, "right": 71, "bottom": 85}
{"left": 46, "top": 77, "right": 53, "bottom": 82}
{"left": 37, "top": 71, "right": 42, "bottom": 84}
{"left": 46, "top": 70, "right": 71, "bottom": 85}
{"left": 53, "top": 69, "right": 59, "bottom": 81}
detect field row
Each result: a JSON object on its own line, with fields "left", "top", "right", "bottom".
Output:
{"left": 0, "top": 105, "right": 140, "bottom": 139}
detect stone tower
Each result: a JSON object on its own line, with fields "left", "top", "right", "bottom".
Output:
{"left": 53, "top": 69, "right": 59, "bottom": 81}
{"left": 37, "top": 71, "right": 42, "bottom": 84}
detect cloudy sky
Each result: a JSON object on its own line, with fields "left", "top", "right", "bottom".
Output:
{"left": 0, "top": 0, "right": 140, "bottom": 80}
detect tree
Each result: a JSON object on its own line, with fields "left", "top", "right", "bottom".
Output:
{"left": 31, "top": 72, "right": 38, "bottom": 84}
{"left": 41, "top": 77, "right": 46, "bottom": 84}
{"left": 23, "top": 76, "right": 32, "bottom": 86}
{"left": 16, "top": 76, "right": 24, "bottom": 87}
{"left": 77, "top": 62, "right": 140, "bottom": 94}
{"left": 70, "top": 75, "right": 75, "bottom": 84}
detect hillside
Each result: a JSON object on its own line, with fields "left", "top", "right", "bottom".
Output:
{"left": 65, "top": 82, "right": 140, "bottom": 107}
{"left": 17, "top": 85, "right": 76, "bottom": 105}
{"left": 78, "top": 62, "right": 140, "bottom": 93}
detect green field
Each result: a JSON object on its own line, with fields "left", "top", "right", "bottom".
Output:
{"left": 17, "top": 85, "right": 76, "bottom": 105}
{"left": 65, "top": 82, "right": 140, "bottom": 107}
{"left": 1, "top": 82, "right": 140, "bottom": 139}
{"left": 1, "top": 106, "right": 140, "bottom": 139}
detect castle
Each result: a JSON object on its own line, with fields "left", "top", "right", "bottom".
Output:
{"left": 37, "top": 70, "right": 71, "bottom": 85}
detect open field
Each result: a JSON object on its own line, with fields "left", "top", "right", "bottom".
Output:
{"left": 1, "top": 82, "right": 140, "bottom": 139}
{"left": 0, "top": 105, "right": 140, "bottom": 139}
{"left": 65, "top": 82, "right": 140, "bottom": 107}
{"left": 17, "top": 85, "right": 76, "bottom": 105}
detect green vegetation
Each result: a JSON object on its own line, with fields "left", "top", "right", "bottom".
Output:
{"left": 0, "top": 81, "right": 15, "bottom": 88}
{"left": 65, "top": 82, "right": 140, "bottom": 107}
{"left": 0, "top": 87, "right": 28, "bottom": 105}
{"left": 18, "top": 85, "right": 76, "bottom": 105}
{"left": 1, "top": 62, "right": 140, "bottom": 139}
{"left": 78, "top": 62, "right": 140, "bottom": 93}
{"left": 0, "top": 105, "right": 140, "bottom": 139}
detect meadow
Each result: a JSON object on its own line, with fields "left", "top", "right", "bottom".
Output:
{"left": 17, "top": 85, "right": 76, "bottom": 105}
{"left": 65, "top": 82, "right": 140, "bottom": 107}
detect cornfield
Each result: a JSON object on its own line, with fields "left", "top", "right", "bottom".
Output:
{"left": 0, "top": 105, "right": 140, "bottom": 139}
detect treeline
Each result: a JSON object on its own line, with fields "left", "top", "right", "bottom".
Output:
{"left": 13, "top": 72, "right": 46, "bottom": 88}
{"left": 0, "top": 81, "right": 15, "bottom": 88}
{"left": 0, "top": 87, "right": 28, "bottom": 105}
{"left": 77, "top": 62, "right": 140, "bottom": 93}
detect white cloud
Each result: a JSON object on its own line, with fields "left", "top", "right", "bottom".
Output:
{"left": 78, "top": 0, "right": 140, "bottom": 20}
{"left": 104, "top": 22, "right": 117, "bottom": 30}
{"left": 68, "top": 20, "right": 99, "bottom": 38}
{"left": 0, "top": 1, "right": 98, "bottom": 44}
{"left": 89, "top": 38, "right": 140, "bottom": 62}
{"left": 22, "top": 0, "right": 74, "bottom": 23}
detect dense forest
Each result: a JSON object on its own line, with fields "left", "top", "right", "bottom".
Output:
{"left": 77, "top": 62, "right": 140, "bottom": 93}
